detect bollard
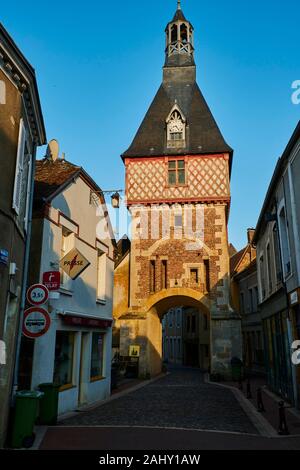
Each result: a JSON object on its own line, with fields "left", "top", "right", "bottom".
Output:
{"left": 256, "top": 387, "right": 265, "bottom": 412}
{"left": 278, "top": 401, "right": 290, "bottom": 435}
{"left": 246, "top": 380, "right": 252, "bottom": 399}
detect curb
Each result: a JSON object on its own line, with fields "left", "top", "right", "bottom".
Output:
{"left": 205, "top": 375, "right": 277, "bottom": 438}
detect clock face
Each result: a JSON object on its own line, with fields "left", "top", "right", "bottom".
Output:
{"left": 169, "top": 111, "right": 184, "bottom": 133}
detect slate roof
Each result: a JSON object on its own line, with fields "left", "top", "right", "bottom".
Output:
{"left": 122, "top": 82, "right": 233, "bottom": 159}
{"left": 34, "top": 158, "right": 81, "bottom": 204}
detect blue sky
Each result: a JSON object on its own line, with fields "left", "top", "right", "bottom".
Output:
{"left": 2, "top": 0, "right": 299, "bottom": 249}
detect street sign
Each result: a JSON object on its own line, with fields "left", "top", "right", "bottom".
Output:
{"left": 27, "top": 284, "right": 49, "bottom": 306}
{"left": 59, "top": 248, "right": 90, "bottom": 280}
{"left": 43, "top": 271, "right": 60, "bottom": 291}
{"left": 22, "top": 307, "right": 51, "bottom": 339}
{"left": 129, "top": 345, "right": 140, "bottom": 357}
{"left": 0, "top": 249, "right": 9, "bottom": 265}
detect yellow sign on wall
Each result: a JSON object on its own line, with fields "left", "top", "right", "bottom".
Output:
{"left": 129, "top": 345, "right": 140, "bottom": 357}
{"left": 60, "top": 248, "right": 90, "bottom": 280}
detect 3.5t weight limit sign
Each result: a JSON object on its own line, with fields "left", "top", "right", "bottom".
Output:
{"left": 27, "top": 284, "right": 49, "bottom": 306}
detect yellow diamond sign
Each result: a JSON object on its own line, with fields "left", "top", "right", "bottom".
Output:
{"left": 60, "top": 248, "right": 90, "bottom": 280}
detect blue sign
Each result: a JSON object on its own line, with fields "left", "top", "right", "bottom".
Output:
{"left": 0, "top": 249, "right": 9, "bottom": 265}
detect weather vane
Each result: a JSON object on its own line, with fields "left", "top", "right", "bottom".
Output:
{"left": 177, "top": 0, "right": 181, "bottom": 10}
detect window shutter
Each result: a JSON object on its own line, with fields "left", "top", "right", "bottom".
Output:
{"left": 13, "top": 119, "right": 26, "bottom": 214}
{"left": 24, "top": 154, "right": 32, "bottom": 232}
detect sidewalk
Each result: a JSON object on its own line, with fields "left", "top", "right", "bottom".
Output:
{"left": 219, "top": 376, "right": 300, "bottom": 436}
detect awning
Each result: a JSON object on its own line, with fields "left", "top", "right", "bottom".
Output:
{"left": 59, "top": 312, "right": 112, "bottom": 329}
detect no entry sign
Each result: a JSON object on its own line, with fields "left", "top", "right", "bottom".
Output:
{"left": 27, "top": 284, "right": 49, "bottom": 306}
{"left": 22, "top": 307, "right": 51, "bottom": 339}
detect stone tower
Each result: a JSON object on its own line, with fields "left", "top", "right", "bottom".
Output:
{"left": 113, "top": 2, "right": 242, "bottom": 378}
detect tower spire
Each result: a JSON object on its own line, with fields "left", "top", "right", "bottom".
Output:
{"left": 177, "top": 0, "right": 181, "bottom": 10}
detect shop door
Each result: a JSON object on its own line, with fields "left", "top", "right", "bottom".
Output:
{"left": 78, "top": 332, "right": 89, "bottom": 406}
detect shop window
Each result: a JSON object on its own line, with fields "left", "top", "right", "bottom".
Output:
{"left": 53, "top": 331, "right": 75, "bottom": 390}
{"left": 90, "top": 333, "right": 104, "bottom": 381}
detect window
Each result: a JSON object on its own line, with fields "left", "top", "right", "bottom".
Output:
{"left": 204, "top": 260, "right": 210, "bottom": 292}
{"left": 171, "top": 24, "right": 177, "bottom": 43}
{"left": 53, "top": 331, "right": 75, "bottom": 390}
{"left": 191, "top": 315, "right": 196, "bottom": 333}
{"left": 180, "top": 24, "right": 188, "bottom": 43}
{"left": 177, "top": 339, "right": 181, "bottom": 359}
{"left": 97, "top": 251, "right": 107, "bottom": 301}
{"left": 190, "top": 268, "right": 199, "bottom": 284}
{"left": 0, "top": 80, "right": 5, "bottom": 104}
{"left": 240, "top": 292, "right": 245, "bottom": 314}
{"left": 90, "top": 333, "right": 104, "bottom": 381}
{"left": 61, "top": 228, "right": 73, "bottom": 288}
{"left": 150, "top": 260, "right": 156, "bottom": 293}
{"left": 266, "top": 243, "right": 273, "bottom": 293}
{"left": 273, "top": 225, "right": 282, "bottom": 284}
{"left": 254, "top": 287, "right": 259, "bottom": 312}
{"left": 168, "top": 160, "right": 185, "bottom": 185}
{"left": 259, "top": 256, "right": 266, "bottom": 300}
{"left": 174, "top": 213, "right": 183, "bottom": 227}
{"left": 249, "top": 288, "right": 253, "bottom": 313}
{"left": 278, "top": 206, "right": 291, "bottom": 277}
{"left": 161, "top": 260, "right": 167, "bottom": 289}
{"left": 13, "top": 118, "right": 27, "bottom": 219}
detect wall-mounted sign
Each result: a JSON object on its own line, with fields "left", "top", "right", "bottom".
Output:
{"left": 290, "top": 289, "right": 300, "bottom": 306}
{"left": 22, "top": 307, "right": 51, "bottom": 339}
{"left": 60, "top": 313, "right": 112, "bottom": 329}
{"left": 0, "top": 249, "right": 9, "bottom": 265}
{"left": 27, "top": 284, "right": 49, "bottom": 306}
{"left": 129, "top": 345, "right": 140, "bottom": 357}
{"left": 43, "top": 271, "right": 60, "bottom": 291}
{"left": 59, "top": 248, "right": 90, "bottom": 280}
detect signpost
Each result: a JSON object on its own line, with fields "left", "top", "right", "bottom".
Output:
{"left": 22, "top": 307, "right": 51, "bottom": 339}
{"left": 42, "top": 271, "right": 60, "bottom": 291}
{"left": 27, "top": 284, "right": 49, "bottom": 306}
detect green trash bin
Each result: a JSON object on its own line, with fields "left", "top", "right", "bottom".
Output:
{"left": 38, "top": 383, "right": 60, "bottom": 425}
{"left": 11, "top": 390, "right": 43, "bottom": 449}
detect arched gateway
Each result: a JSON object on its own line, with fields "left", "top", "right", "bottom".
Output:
{"left": 113, "top": 3, "right": 242, "bottom": 379}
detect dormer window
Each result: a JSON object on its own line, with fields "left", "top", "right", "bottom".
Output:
{"left": 166, "top": 105, "right": 186, "bottom": 149}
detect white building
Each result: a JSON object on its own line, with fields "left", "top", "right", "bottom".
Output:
{"left": 19, "top": 148, "right": 115, "bottom": 415}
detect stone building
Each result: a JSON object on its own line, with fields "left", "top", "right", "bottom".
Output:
{"left": 253, "top": 121, "right": 300, "bottom": 407}
{"left": 0, "top": 23, "right": 46, "bottom": 446}
{"left": 231, "top": 229, "right": 264, "bottom": 375}
{"left": 113, "top": 3, "right": 241, "bottom": 379}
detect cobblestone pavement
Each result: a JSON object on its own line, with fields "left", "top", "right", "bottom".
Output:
{"left": 60, "top": 367, "right": 258, "bottom": 434}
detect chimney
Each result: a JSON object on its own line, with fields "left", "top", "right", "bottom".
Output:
{"left": 247, "top": 228, "right": 255, "bottom": 245}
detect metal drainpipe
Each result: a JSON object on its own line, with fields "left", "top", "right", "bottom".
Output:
{"left": 11, "top": 144, "right": 37, "bottom": 401}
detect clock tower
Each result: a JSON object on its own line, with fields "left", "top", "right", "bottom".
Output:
{"left": 113, "top": 1, "right": 242, "bottom": 378}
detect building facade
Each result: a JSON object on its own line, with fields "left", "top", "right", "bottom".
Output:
{"left": 0, "top": 23, "right": 46, "bottom": 446}
{"left": 18, "top": 149, "right": 115, "bottom": 415}
{"left": 253, "top": 121, "right": 300, "bottom": 406}
{"left": 113, "top": 4, "right": 242, "bottom": 379}
{"left": 231, "top": 230, "right": 264, "bottom": 375}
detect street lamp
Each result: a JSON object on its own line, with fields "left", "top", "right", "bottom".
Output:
{"left": 90, "top": 189, "right": 123, "bottom": 209}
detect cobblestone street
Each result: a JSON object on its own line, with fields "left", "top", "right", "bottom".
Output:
{"left": 60, "top": 367, "right": 257, "bottom": 434}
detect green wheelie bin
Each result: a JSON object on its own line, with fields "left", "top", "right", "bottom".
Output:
{"left": 11, "top": 390, "right": 43, "bottom": 449}
{"left": 38, "top": 383, "right": 60, "bottom": 425}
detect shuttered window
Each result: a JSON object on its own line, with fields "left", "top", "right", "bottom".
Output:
{"left": 13, "top": 119, "right": 26, "bottom": 214}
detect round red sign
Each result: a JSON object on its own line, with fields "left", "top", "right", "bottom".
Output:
{"left": 27, "top": 284, "right": 49, "bottom": 306}
{"left": 22, "top": 307, "right": 51, "bottom": 339}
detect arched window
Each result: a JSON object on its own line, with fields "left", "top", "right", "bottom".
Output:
{"left": 171, "top": 24, "right": 177, "bottom": 43}
{"left": 0, "top": 81, "right": 6, "bottom": 105}
{"left": 166, "top": 106, "right": 186, "bottom": 147}
{"left": 180, "top": 24, "right": 188, "bottom": 43}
